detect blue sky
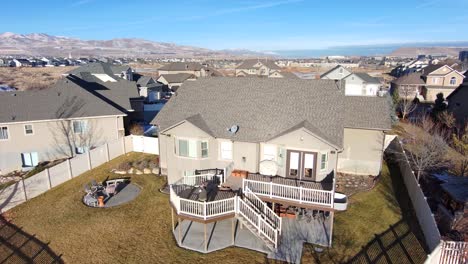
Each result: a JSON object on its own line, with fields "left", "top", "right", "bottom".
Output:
{"left": 1, "top": 0, "right": 467, "bottom": 51}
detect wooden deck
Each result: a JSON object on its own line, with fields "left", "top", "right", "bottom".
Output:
{"left": 247, "top": 173, "right": 333, "bottom": 191}
{"left": 173, "top": 184, "right": 237, "bottom": 202}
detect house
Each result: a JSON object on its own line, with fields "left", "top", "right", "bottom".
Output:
{"left": 447, "top": 80, "right": 468, "bottom": 125}
{"left": 268, "top": 71, "right": 299, "bottom": 79}
{"left": 151, "top": 78, "right": 391, "bottom": 257}
{"left": 390, "top": 73, "right": 426, "bottom": 101}
{"left": 342, "top": 73, "right": 381, "bottom": 96}
{"left": 157, "top": 73, "right": 196, "bottom": 91}
{"left": 0, "top": 74, "right": 140, "bottom": 174}
{"left": 235, "top": 59, "right": 281, "bottom": 77}
{"left": 158, "top": 62, "right": 208, "bottom": 78}
{"left": 67, "top": 62, "right": 134, "bottom": 81}
{"left": 420, "top": 64, "right": 465, "bottom": 101}
{"left": 319, "top": 65, "right": 352, "bottom": 80}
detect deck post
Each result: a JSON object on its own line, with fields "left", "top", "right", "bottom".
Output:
{"left": 171, "top": 208, "right": 175, "bottom": 231}
{"left": 178, "top": 217, "right": 182, "bottom": 245}
{"left": 329, "top": 211, "right": 334, "bottom": 247}
{"left": 231, "top": 217, "right": 235, "bottom": 244}
{"left": 204, "top": 223, "right": 208, "bottom": 252}
{"left": 269, "top": 181, "right": 273, "bottom": 198}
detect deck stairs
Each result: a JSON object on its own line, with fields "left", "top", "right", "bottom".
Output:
{"left": 236, "top": 186, "right": 282, "bottom": 251}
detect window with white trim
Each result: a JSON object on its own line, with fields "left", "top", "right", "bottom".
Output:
{"left": 320, "top": 153, "right": 328, "bottom": 170}
{"left": 263, "top": 145, "right": 277, "bottom": 161}
{"left": 450, "top": 77, "right": 457, "bottom": 85}
{"left": 24, "top": 124, "right": 34, "bottom": 135}
{"left": 178, "top": 139, "right": 197, "bottom": 158}
{"left": 0, "top": 126, "right": 8, "bottom": 140}
{"left": 21, "top": 152, "right": 38, "bottom": 167}
{"left": 201, "top": 141, "right": 208, "bottom": 158}
{"left": 73, "top": 120, "right": 87, "bottom": 134}
{"left": 220, "top": 141, "right": 233, "bottom": 160}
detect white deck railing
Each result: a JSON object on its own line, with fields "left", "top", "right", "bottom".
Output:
{"left": 244, "top": 186, "right": 282, "bottom": 234}
{"left": 237, "top": 198, "right": 278, "bottom": 248}
{"left": 177, "top": 173, "right": 218, "bottom": 186}
{"left": 170, "top": 184, "right": 236, "bottom": 220}
{"left": 243, "top": 179, "right": 334, "bottom": 207}
{"left": 439, "top": 241, "right": 468, "bottom": 264}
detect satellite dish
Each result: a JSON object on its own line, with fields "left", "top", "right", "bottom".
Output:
{"left": 228, "top": 125, "right": 239, "bottom": 134}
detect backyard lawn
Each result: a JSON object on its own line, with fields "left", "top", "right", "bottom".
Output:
{"left": 2, "top": 152, "right": 427, "bottom": 263}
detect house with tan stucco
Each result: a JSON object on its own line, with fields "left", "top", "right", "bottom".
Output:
{"left": 151, "top": 77, "right": 391, "bottom": 260}
{"left": 421, "top": 64, "right": 465, "bottom": 101}
{"left": 0, "top": 73, "right": 140, "bottom": 175}
{"left": 235, "top": 59, "right": 281, "bottom": 77}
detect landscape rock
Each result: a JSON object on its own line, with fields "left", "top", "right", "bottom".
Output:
{"left": 114, "top": 170, "right": 127, "bottom": 175}
{"left": 152, "top": 168, "right": 159, "bottom": 175}
{"left": 135, "top": 169, "right": 143, "bottom": 175}
{"left": 127, "top": 168, "right": 135, "bottom": 174}
{"left": 143, "top": 168, "right": 151, "bottom": 174}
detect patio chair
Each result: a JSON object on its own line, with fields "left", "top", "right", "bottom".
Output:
{"left": 84, "top": 195, "right": 98, "bottom": 207}
{"left": 198, "top": 189, "right": 207, "bottom": 202}
{"left": 83, "top": 184, "right": 93, "bottom": 195}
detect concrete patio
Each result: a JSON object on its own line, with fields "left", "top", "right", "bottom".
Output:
{"left": 173, "top": 214, "right": 331, "bottom": 263}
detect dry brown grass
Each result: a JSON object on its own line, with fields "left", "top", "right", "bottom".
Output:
{"left": 0, "top": 67, "right": 76, "bottom": 90}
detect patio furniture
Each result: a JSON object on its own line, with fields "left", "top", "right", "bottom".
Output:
{"left": 198, "top": 189, "right": 207, "bottom": 202}
{"left": 84, "top": 195, "right": 98, "bottom": 207}
{"left": 219, "top": 184, "right": 231, "bottom": 191}
{"left": 83, "top": 184, "right": 94, "bottom": 195}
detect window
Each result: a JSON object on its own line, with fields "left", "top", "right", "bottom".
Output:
{"left": 24, "top": 124, "right": 34, "bottom": 135}
{"left": 0, "top": 126, "right": 8, "bottom": 140}
{"left": 263, "top": 145, "right": 277, "bottom": 161}
{"left": 73, "top": 120, "right": 87, "bottom": 134}
{"left": 21, "top": 152, "right": 38, "bottom": 167}
{"left": 432, "top": 77, "right": 440, "bottom": 84}
{"left": 450, "top": 77, "right": 457, "bottom": 85}
{"left": 339, "top": 68, "right": 343, "bottom": 74}
{"left": 178, "top": 139, "right": 197, "bottom": 158}
{"left": 320, "top": 153, "right": 328, "bottom": 170}
{"left": 220, "top": 141, "right": 233, "bottom": 160}
{"left": 201, "top": 141, "right": 208, "bottom": 158}
{"left": 75, "top": 146, "right": 89, "bottom": 154}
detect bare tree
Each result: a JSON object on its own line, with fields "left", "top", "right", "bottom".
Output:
{"left": 451, "top": 123, "right": 468, "bottom": 177}
{"left": 50, "top": 96, "right": 101, "bottom": 158}
{"left": 402, "top": 117, "right": 449, "bottom": 181}
{"left": 397, "top": 85, "right": 417, "bottom": 120}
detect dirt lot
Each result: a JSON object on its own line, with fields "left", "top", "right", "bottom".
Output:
{"left": 0, "top": 66, "right": 76, "bottom": 90}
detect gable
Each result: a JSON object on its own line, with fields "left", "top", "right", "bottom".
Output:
{"left": 267, "top": 127, "right": 339, "bottom": 151}
{"left": 428, "top": 65, "right": 453, "bottom": 75}
{"left": 161, "top": 120, "right": 213, "bottom": 138}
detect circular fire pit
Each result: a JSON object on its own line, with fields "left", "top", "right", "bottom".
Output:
{"left": 83, "top": 178, "right": 141, "bottom": 208}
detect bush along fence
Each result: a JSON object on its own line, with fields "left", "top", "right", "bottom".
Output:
{"left": 0, "top": 135, "right": 159, "bottom": 213}
{"left": 385, "top": 137, "right": 467, "bottom": 264}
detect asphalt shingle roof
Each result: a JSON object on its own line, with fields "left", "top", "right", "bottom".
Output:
{"left": 351, "top": 73, "right": 381, "bottom": 84}
{"left": 68, "top": 62, "right": 130, "bottom": 77}
{"left": 158, "top": 73, "right": 195, "bottom": 83}
{"left": 152, "top": 78, "right": 391, "bottom": 148}
{"left": 236, "top": 59, "right": 281, "bottom": 70}
{"left": 0, "top": 75, "right": 136, "bottom": 123}
{"left": 392, "top": 73, "right": 425, "bottom": 85}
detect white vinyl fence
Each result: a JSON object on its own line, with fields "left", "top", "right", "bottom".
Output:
{"left": 385, "top": 137, "right": 447, "bottom": 263}
{"left": 0, "top": 135, "right": 159, "bottom": 213}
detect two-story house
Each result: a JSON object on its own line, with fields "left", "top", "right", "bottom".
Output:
{"left": 235, "top": 59, "right": 281, "bottom": 77}
{"left": 68, "top": 62, "right": 134, "bottom": 81}
{"left": 0, "top": 74, "right": 140, "bottom": 175}
{"left": 151, "top": 78, "right": 391, "bottom": 260}
{"left": 320, "top": 65, "right": 381, "bottom": 96}
{"left": 421, "top": 64, "right": 465, "bottom": 101}
{"left": 158, "top": 62, "right": 208, "bottom": 78}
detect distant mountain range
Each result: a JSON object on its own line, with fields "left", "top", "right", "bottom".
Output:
{"left": 1, "top": 32, "right": 467, "bottom": 58}
{"left": 0, "top": 32, "right": 264, "bottom": 58}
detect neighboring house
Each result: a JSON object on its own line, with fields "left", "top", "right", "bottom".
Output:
{"left": 151, "top": 78, "right": 390, "bottom": 255}
{"left": 319, "top": 65, "right": 352, "bottom": 80}
{"left": 421, "top": 64, "right": 465, "bottom": 101}
{"left": 135, "top": 76, "right": 166, "bottom": 102}
{"left": 235, "top": 59, "right": 281, "bottom": 77}
{"left": 158, "top": 62, "right": 207, "bottom": 78}
{"left": 9, "top": 59, "right": 22, "bottom": 67}
{"left": 268, "top": 71, "right": 299, "bottom": 79}
{"left": 157, "top": 73, "right": 196, "bottom": 91}
{"left": 342, "top": 73, "right": 381, "bottom": 96}
{"left": 67, "top": 62, "right": 134, "bottom": 81}
{"left": 390, "top": 73, "right": 426, "bottom": 101}
{"left": 447, "top": 81, "right": 468, "bottom": 125}
{"left": 0, "top": 74, "right": 139, "bottom": 174}
{"left": 67, "top": 63, "right": 143, "bottom": 122}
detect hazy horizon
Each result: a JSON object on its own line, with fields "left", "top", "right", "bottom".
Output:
{"left": 1, "top": 0, "right": 467, "bottom": 51}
